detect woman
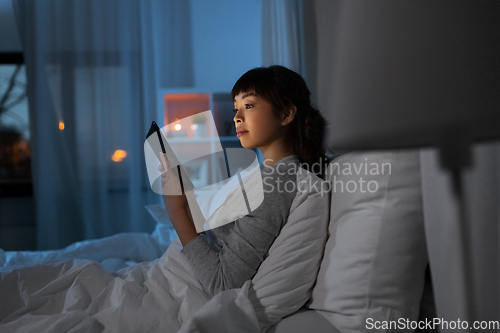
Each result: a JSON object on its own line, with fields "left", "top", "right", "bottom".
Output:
{"left": 159, "top": 65, "right": 328, "bottom": 297}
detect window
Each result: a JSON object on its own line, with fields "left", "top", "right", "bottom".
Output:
{"left": 0, "top": 52, "right": 36, "bottom": 251}
{"left": 0, "top": 53, "right": 32, "bottom": 194}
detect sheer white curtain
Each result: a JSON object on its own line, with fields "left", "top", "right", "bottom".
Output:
{"left": 261, "top": 0, "right": 321, "bottom": 106}
{"left": 261, "top": 0, "right": 305, "bottom": 73}
{"left": 13, "top": 0, "right": 194, "bottom": 250}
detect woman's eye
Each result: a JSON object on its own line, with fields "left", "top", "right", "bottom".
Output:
{"left": 245, "top": 104, "right": 253, "bottom": 109}
{"left": 232, "top": 108, "right": 239, "bottom": 113}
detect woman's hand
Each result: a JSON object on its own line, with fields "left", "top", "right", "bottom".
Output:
{"left": 157, "top": 153, "right": 184, "bottom": 197}
{"left": 158, "top": 153, "right": 199, "bottom": 246}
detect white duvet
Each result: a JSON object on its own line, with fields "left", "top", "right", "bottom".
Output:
{"left": 0, "top": 237, "right": 261, "bottom": 333}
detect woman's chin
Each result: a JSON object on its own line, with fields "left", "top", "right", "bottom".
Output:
{"left": 239, "top": 139, "right": 255, "bottom": 150}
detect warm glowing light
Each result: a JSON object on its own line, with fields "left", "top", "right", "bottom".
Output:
{"left": 112, "top": 149, "right": 127, "bottom": 162}
{"left": 59, "top": 121, "right": 65, "bottom": 130}
{"left": 174, "top": 124, "right": 182, "bottom": 131}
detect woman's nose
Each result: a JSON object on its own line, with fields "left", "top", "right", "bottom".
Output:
{"left": 233, "top": 110, "right": 243, "bottom": 123}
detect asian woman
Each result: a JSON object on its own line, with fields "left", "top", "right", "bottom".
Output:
{"left": 158, "top": 65, "right": 328, "bottom": 297}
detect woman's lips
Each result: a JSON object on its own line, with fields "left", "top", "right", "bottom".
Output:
{"left": 236, "top": 131, "right": 248, "bottom": 137}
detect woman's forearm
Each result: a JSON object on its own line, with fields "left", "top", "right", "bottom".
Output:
{"left": 162, "top": 195, "right": 199, "bottom": 246}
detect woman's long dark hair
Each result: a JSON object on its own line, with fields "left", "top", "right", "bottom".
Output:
{"left": 232, "top": 65, "right": 328, "bottom": 178}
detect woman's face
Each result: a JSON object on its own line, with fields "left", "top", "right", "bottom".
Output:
{"left": 233, "top": 91, "right": 284, "bottom": 150}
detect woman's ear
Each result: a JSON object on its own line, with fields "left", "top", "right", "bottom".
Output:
{"left": 281, "top": 106, "right": 297, "bottom": 126}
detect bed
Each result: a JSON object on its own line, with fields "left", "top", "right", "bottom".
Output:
{"left": 0, "top": 150, "right": 434, "bottom": 332}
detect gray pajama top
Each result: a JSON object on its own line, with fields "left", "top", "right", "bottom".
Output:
{"left": 181, "top": 155, "right": 300, "bottom": 297}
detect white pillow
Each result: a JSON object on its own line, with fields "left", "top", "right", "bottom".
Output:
{"left": 307, "top": 150, "right": 428, "bottom": 333}
{"left": 247, "top": 168, "right": 330, "bottom": 331}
